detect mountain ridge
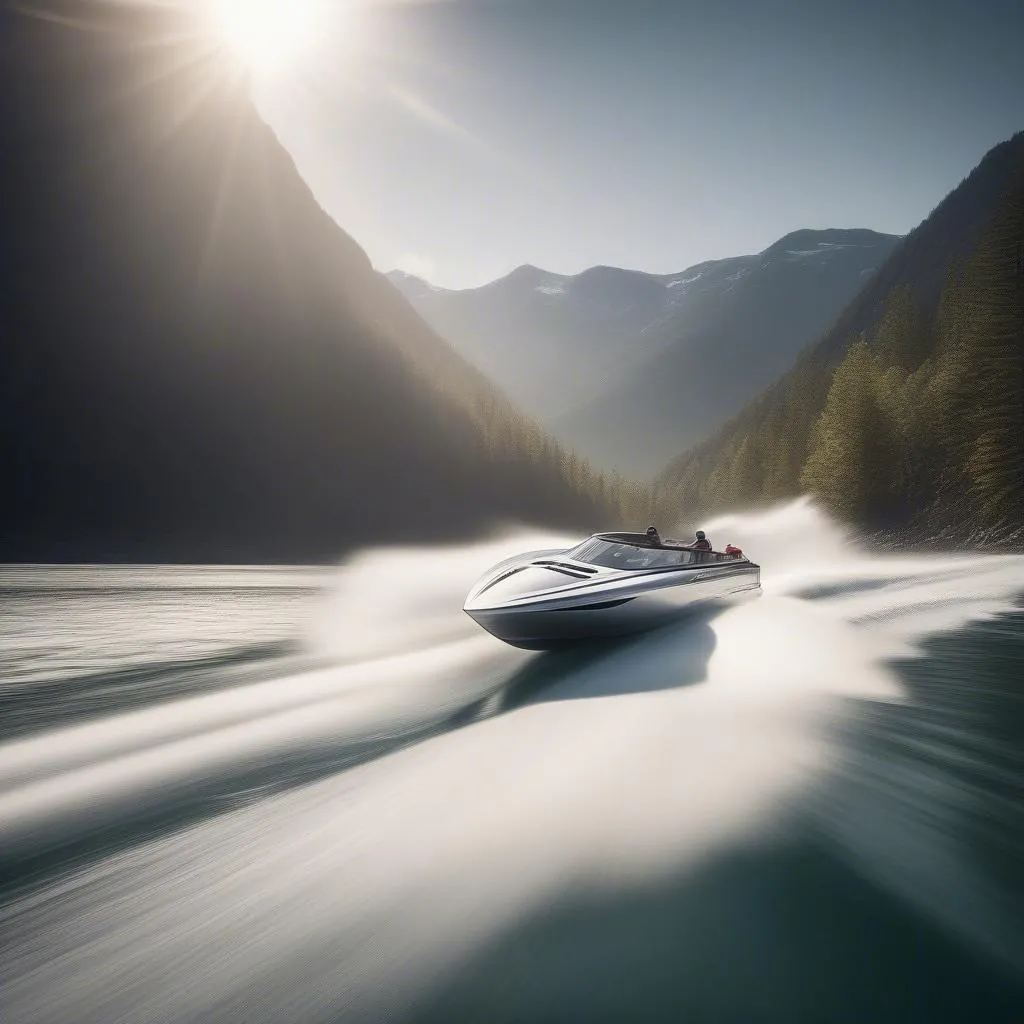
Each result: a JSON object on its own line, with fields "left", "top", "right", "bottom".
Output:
{"left": 390, "top": 227, "right": 897, "bottom": 297}
{"left": 390, "top": 228, "right": 901, "bottom": 475}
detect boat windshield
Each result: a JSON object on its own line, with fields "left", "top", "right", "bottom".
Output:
{"left": 569, "top": 538, "right": 698, "bottom": 569}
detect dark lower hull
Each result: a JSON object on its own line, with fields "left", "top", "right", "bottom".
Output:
{"left": 467, "top": 573, "right": 761, "bottom": 650}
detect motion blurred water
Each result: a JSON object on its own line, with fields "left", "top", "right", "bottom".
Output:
{"left": 1, "top": 501, "right": 1022, "bottom": 1023}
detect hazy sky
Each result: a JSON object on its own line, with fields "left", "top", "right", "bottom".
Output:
{"left": 256, "top": 0, "right": 1024, "bottom": 289}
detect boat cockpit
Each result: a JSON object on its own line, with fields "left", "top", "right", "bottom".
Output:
{"left": 568, "top": 533, "right": 746, "bottom": 571}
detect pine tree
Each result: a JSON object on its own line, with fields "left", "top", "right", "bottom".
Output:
{"left": 959, "top": 173, "right": 1024, "bottom": 534}
{"left": 800, "top": 341, "right": 901, "bottom": 524}
{"left": 872, "top": 284, "right": 931, "bottom": 369}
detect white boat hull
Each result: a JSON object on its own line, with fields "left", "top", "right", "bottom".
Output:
{"left": 464, "top": 547, "right": 761, "bottom": 650}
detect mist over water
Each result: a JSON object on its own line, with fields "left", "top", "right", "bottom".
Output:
{"left": 1, "top": 501, "right": 1022, "bottom": 1023}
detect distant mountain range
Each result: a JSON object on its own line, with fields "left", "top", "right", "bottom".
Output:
{"left": 388, "top": 262, "right": 676, "bottom": 422}
{"left": 390, "top": 228, "right": 900, "bottom": 477}
{"left": 655, "top": 132, "right": 1024, "bottom": 546}
{"left": 0, "top": 0, "right": 609, "bottom": 562}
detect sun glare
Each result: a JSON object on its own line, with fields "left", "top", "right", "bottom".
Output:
{"left": 211, "top": 0, "right": 321, "bottom": 70}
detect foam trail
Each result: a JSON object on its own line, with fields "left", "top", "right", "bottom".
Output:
{"left": 0, "top": 639, "right": 522, "bottom": 861}
{"left": 307, "top": 527, "right": 578, "bottom": 661}
{"left": 0, "top": 639, "right": 513, "bottom": 792}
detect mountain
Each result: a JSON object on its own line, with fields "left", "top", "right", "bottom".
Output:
{"left": 391, "top": 229, "right": 899, "bottom": 477}
{"left": 655, "top": 132, "right": 1024, "bottom": 546}
{"left": 388, "top": 263, "right": 675, "bottom": 423}
{"left": 0, "top": 0, "right": 611, "bottom": 563}
{"left": 550, "top": 229, "right": 900, "bottom": 477}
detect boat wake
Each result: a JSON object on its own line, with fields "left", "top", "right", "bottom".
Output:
{"left": 1, "top": 500, "right": 1022, "bottom": 1023}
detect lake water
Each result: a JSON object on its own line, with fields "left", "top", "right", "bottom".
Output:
{"left": 1, "top": 502, "right": 1022, "bottom": 1023}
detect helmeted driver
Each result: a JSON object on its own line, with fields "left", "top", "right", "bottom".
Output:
{"left": 685, "top": 530, "right": 712, "bottom": 551}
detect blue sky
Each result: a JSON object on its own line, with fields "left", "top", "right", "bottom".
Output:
{"left": 256, "top": 0, "right": 1024, "bottom": 288}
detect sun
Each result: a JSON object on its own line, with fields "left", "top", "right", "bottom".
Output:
{"left": 210, "top": 0, "right": 321, "bottom": 70}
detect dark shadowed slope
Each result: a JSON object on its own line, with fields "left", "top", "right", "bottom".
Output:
{"left": 392, "top": 231, "right": 898, "bottom": 478}
{"left": 655, "top": 132, "right": 1024, "bottom": 545}
{"left": 0, "top": 1, "right": 610, "bottom": 563}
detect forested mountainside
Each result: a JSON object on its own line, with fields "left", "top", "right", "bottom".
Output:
{"left": 0, "top": 0, "right": 630, "bottom": 562}
{"left": 392, "top": 231, "right": 898, "bottom": 477}
{"left": 655, "top": 133, "right": 1024, "bottom": 547}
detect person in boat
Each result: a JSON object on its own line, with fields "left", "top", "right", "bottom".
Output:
{"left": 684, "top": 530, "right": 712, "bottom": 552}
{"left": 645, "top": 525, "right": 662, "bottom": 546}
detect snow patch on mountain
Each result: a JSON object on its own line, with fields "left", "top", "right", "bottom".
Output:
{"left": 784, "top": 241, "right": 857, "bottom": 257}
{"left": 667, "top": 273, "right": 704, "bottom": 289}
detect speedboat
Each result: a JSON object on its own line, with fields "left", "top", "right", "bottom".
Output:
{"left": 464, "top": 530, "right": 761, "bottom": 650}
